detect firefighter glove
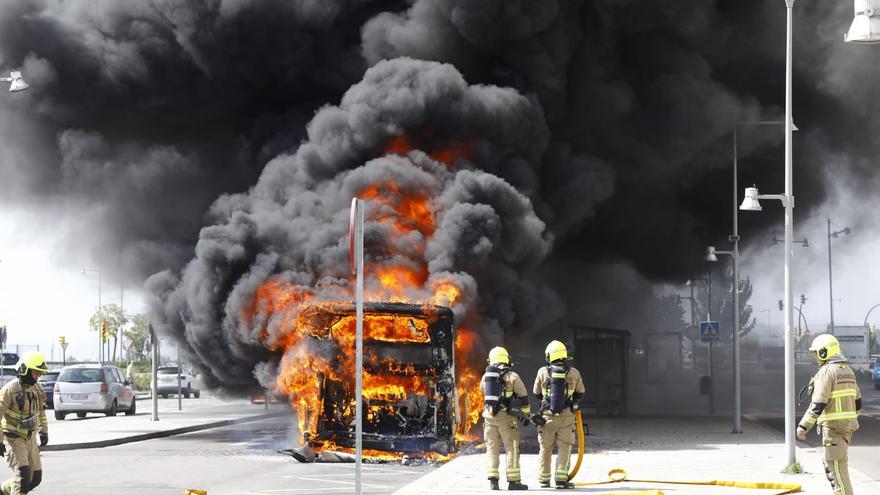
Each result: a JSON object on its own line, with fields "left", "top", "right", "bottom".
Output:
{"left": 0, "top": 442, "right": 5, "bottom": 457}
{"left": 39, "top": 433, "right": 48, "bottom": 447}
{"left": 520, "top": 415, "right": 530, "bottom": 427}
{"left": 530, "top": 413, "right": 547, "bottom": 427}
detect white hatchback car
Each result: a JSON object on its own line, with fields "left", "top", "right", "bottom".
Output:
{"left": 54, "top": 364, "right": 136, "bottom": 419}
{"left": 153, "top": 365, "right": 200, "bottom": 398}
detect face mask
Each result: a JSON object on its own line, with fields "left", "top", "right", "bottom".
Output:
{"left": 20, "top": 373, "right": 37, "bottom": 386}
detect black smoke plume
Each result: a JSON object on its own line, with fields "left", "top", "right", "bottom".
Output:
{"left": 0, "top": 1, "right": 876, "bottom": 391}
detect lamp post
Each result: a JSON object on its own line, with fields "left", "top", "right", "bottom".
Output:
{"left": 845, "top": 0, "right": 880, "bottom": 43}
{"left": 705, "top": 246, "right": 741, "bottom": 433}
{"left": 864, "top": 303, "right": 880, "bottom": 328}
{"left": 826, "top": 219, "right": 851, "bottom": 335}
{"left": 738, "top": 0, "right": 798, "bottom": 467}
{"left": 0, "top": 70, "right": 28, "bottom": 93}
{"left": 82, "top": 268, "right": 103, "bottom": 363}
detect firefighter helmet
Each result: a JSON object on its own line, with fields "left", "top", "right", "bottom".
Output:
{"left": 545, "top": 340, "right": 568, "bottom": 363}
{"left": 487, "top": 346, "right": 510, "bottom": 365}
{"left": 808, "top": 334, "right": 841, "bottom": 361}
{"left": 17, "top": 351, "right": 49, "bottom": 375}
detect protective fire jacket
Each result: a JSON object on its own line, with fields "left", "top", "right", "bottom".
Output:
{"left": 480, "top": 367, "right": 531, "bottom": 420}
{"left": 0, "top": 379, "right": 48, "bottom": 441}
{"left": 533, "top": 365, "right": 585, "bottom": 419}
{"left": 798, "top": 355, "right": 861, "bottom": 433}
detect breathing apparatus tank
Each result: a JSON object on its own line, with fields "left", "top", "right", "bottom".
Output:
{"left": 548, "top": 364, "right": 569, "bottom": 414}
{"left": 483, "top": 364, "right": 507, "bottom": 415}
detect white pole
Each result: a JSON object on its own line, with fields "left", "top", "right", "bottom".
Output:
{"left": 151, "top": 324, "right": 159, "bottom": 422}
{"left": 783, "top": 0, "right": 797, "bottom": 468}
{"left": 98, "top": 271, "right": 103, "bottom": 364}
{"left": 732, "top": 130, "right": 742, "bottom": 434}
{"left": 355, "top": 199, "right": 364, "bottom": 495}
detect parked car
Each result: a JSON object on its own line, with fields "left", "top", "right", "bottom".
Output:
{"left": 54, "top": 364, "right": 136, "bottom": 420}
{"left": 873, "top": 357, "right": 880, "bottom": 390}
{"left": 38, "top": 371, "right": 60, "bottom": 409}
{"left": 152, "top": 366, "right": 200, "bottom": 398}
{"left": 1, "top": 353, "right": 19, "bottom": 366}
{"left": 0, "top": 366, "right": 18, "bottom": 388}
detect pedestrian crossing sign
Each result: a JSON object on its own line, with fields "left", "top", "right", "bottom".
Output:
{"left": 700, "top": 321, "right": 720, "bottom": 341}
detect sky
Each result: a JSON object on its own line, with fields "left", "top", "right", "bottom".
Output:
{"left": 0, "top": 205, "right": 144, "bottom": 362}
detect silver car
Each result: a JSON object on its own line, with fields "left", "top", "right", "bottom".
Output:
{"left": 54, "top": 364, "right": 136, "bottom": 420}
{"left": 152, "top": 365, "right": 200, "bottom": 398}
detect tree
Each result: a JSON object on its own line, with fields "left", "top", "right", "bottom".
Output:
{"left": 88, "top": 304, "right": 128, "bottom": 361}
{"left": 124, "top": 313, "right": 150, "bottom": 362}
{"left": 693, "top": 264, "right": 756, "bottom": 339}
{"left": 648, "top": 294, "right": 688, "bottom": 333}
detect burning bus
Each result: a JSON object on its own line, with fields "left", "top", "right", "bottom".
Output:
{"left": 280, "top": 301, "right": 459, "bottom": 458}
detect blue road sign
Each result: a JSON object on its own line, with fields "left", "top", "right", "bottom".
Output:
{"left": 700, "top": 321, "right": 720, "bottom": 341}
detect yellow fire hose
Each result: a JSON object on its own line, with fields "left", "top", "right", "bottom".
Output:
{"left": 566, "top": 415, "right": 800, "bottom": 495}
{"left": 572, "top": 468, "right": 802, "bottom": 495}
{"left": 567, "top": 411, "right": 585, "bottom": 481}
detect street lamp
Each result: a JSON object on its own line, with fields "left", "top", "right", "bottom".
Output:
{"left": 737, "top": 0, "right": 800, "bottom": 468}
{"left": 705, "top": 246, "right": 742, "bottom": 433}
{"left": 0, "top": 70, "right": 28, "bottom": 93}
{"left": 845, "top": 0, "right": 880, "bottom": 43}
{"left": 82, "top": 268, "right": 103, "bottom": 364}
{"left": 827, "top": 219, "right": 852, "bottom": 335}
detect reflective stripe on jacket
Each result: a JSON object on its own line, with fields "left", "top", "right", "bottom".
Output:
{"left": 0, "top": 379, "right": 48, "bottom": 440}
{"left": 799, "top": 360, "right": 860, "bottom": 432}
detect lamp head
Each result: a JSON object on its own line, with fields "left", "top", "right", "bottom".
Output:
{"left": 845, "top": 0, "right": 880, "bottom": 43}
{"left": 7, "top": 69, "right": 27, "bottom": 93}
{"left": 740, "top": 186, "right": 762, "bottom": 211}
{"left": 704, "top": 246, "right": 718, "bottom": 262}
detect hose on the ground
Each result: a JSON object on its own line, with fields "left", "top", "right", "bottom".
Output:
{"left": 567, "top": 411, "right": 585, "bottom": 481}
{"left": 573, "top": 468, "right": 802, "bottom": 495}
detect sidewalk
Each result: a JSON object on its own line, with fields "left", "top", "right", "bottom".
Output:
{"left": 44, "top": 395, "right": 290, "bottom": 451}
{"left": 393, "top": 415, "right": 880, "bottom": 494}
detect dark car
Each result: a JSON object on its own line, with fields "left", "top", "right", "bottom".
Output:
{"left": 38, "top": 371, "right": 60, "bottom": 409}
{"left": 873, "top": 357, "right": 880, "bottom": 390}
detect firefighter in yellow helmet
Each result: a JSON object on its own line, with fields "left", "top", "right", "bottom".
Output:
{"left": 796, "top": 334, "right": 861, "bottom": 495}
{"left": 532, "top": 340, "right": 584, "bottom": 489}
{"left": 0, "top": 351, "right": 50, "bottom": 494}
{"left": 480, "top": 346, "right": 530, "bottom": 491}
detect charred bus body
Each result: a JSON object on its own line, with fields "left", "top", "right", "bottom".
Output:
{"left": 297, "top": 302, "right": 456, "bottom": 455}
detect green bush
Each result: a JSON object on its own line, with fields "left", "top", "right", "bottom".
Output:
{"left": 133, "top": 374, "right": 152, "bottom": 391}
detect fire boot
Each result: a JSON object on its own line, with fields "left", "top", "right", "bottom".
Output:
{"left": 555, "top": 480, "right": 575, "bottom": 489}
{"left": 508, "top": 480, "right": 529, "bottom": 490}
{"left": 489, "top": 477, "right": 500, "bottom": 490}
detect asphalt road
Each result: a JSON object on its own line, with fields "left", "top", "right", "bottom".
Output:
{"left": 36, "top": 414, "right": 435, "bottom": 495}
{"left": 752, "top": 382, "right": 880, "bottom": 481}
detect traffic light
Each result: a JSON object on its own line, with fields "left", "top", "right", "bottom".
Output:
{"left": 778, "top": 299, "right": 784, "bottom": 311}
{"left": 800, "top": 294, "right": 807, "bottom": 306}
{"left": 59, "top": 336, "right": 65, "bottom": 345}
{"left": 100, "top": 321, "right": 110, "bottom": 341}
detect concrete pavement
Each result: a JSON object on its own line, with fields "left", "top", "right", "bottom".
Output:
{"left": 44, "top": 395, "right": 291, "bottom": 451}
{"left": 393, "top": 415, "right": 880, "bottom": 494}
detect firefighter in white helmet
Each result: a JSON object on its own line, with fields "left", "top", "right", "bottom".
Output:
{"left": 796, "top": 334, "right": 861, "bottom": 495}
{"left": 481, "top": 346, "right": 530, "bottom": 491}
{"left": 532, "top": 340, "right": 584, "bottom": 489}
{"left": 0, "top": 351, "right": 50, "bottom": 494}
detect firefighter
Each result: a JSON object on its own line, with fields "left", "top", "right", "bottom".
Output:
{"left": 481, "top": 346, "right": 530, "bottom": 491}
{"left": 0, "top": 351, "right": 50, "bottom": 495}
{"left": 796, "top": 334, "right": 861, "bottom": 495}
{"left": 532, "top": 340, "right": 584, "bottom": 489}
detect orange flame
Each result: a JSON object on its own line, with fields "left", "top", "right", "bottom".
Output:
{"left": 249, "top": 133, "right": 485, "bottom": 459}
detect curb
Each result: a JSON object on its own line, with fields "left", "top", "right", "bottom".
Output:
{"left": 43, "top": 410, "right": 288, "bottom": 451}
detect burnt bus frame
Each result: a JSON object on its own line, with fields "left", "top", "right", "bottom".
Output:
{"left": 305, "top": 302, "right": 456, "bottom": 454}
